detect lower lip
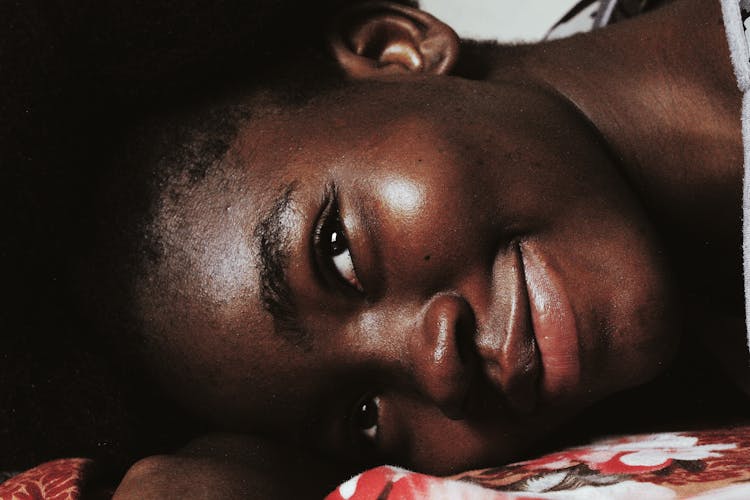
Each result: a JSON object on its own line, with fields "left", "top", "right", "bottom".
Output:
{"left": 519, "top": 241, "right": 580, "bottom": 400}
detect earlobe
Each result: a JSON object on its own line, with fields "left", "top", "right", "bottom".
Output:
{"left": 328, "top": 1, "right": 460, "bottom": 79}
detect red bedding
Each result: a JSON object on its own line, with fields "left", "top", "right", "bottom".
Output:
{"left": 326, "top": 425, "right": 750, "bottom": 499}
{"left": 0, "top": 458, "right": 93, "bottom": 500}
{"left": 3, "top": 425, "right": 750, "bottom": 499}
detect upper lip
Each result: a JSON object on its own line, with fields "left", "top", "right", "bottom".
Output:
{"left": 473, "top": 240, "right": 541, "bottom": 415}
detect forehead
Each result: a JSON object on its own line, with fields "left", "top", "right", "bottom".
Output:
{"left": 135, "top": 170, "right": 309, "bottom": 429}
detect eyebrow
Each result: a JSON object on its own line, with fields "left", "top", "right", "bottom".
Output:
{"left": 254, "top": 181, "right": 311, "bottom": 349}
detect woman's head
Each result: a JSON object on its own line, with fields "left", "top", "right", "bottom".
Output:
{"left": 93, "top": 76, "right": 679, "bottom": 474}
{"left": 88, "top": 1, "right": 682, "bottom": 474}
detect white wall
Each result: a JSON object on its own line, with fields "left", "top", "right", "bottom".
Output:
{"left": 419, "top": 0, "right": 582, "bottom": 42}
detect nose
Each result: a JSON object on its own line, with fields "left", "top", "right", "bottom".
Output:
{"left": 411, "top": 294, "right": 477, "bottom": 419}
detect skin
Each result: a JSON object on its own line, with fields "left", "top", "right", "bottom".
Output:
{"left": 134, "top": 78, "right": 680, "bottom": 472}
{"left": 113, "top": 0, "right": 743, "bottom": 496}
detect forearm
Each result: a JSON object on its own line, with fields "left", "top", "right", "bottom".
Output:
{"left": 113, "top": 434, "right": 348, "bottom": 500}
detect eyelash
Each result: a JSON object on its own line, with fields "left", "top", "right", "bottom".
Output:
{"left": 314, "top": 190, "right": 363, "bottom": 293}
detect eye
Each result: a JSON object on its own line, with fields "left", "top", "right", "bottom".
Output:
{"left": 329, "top": 226, "right": 361, "bottom": 291}
{"left": 353, "top": 395, "right": 381, "bottom": 444}
{"left": 316, "top": 194, "right": 363, "bottom": 292}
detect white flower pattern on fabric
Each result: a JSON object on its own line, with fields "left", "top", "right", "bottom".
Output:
{"left": 326, "top": 432, "right": 743, "bottom": 500}
{"left": 338, "top": 474, "right": 360, "bottom": 500}
{"left": 520, "top": 432, "right": 736, "bottom": 474}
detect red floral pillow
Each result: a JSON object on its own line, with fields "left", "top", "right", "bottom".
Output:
{"left": 0, "top": 458, "right": 92, "bottom": 500}
{"left": 327, "top": 426, "right": 750, "bottom": 499}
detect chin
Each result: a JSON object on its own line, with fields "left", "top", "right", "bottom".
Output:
{"left": 596, "top": 322, "right": 681, "bottom": 406}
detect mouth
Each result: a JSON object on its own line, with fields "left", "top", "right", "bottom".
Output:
{"left": 520, "top": 240, "right": 581, "bottom": 400}
{"left": 475, "top": 240, "right": 581, "bottom": 416}
{"left": 474, "top": 241, "right": 540, "bottom": 415}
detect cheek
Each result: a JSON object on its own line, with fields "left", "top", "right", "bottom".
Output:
{"left": 387, "top": 395, "right": 544, "bottom": 474}
{"left": 365, "top": 177, "right": 495, "bottom": 285}
{"left": 376, "top": 178, "right": 427, "bottom": 221}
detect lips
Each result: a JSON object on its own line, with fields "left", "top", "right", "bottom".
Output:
{"left": 520, "top": 241, "right": 581, "bottom": 399}
{"left": 474, "top": 240, "right": 581, "bottom": 415}
{"left": 474, "top": 241, "right": 540, "bottom": 415}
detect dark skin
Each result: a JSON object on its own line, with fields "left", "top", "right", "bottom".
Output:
{"left": 113, "top": 0, "right": 744, "bottom": 497}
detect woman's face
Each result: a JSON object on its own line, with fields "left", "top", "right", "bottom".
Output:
{"left": 134, "top": 77, "right": 679, "bottom": 473}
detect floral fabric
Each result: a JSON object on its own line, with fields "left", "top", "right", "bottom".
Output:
{"left": 0, "top": 459, "right": 92, "bottom": 500}
{"left": 5, "top": 428, "right": 750, "bottom": 499}
{"left": 326, "top": 426, "right": 750, "bottom": 499}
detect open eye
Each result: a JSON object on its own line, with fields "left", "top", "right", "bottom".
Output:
{"left": 316, "top": 195, "right": 363, "bottom": 292}
{"left": 328, "top": 222, "right": 361, "bottom": 290}
{"left": 353, "top": 395, "right": 381, "bottom": 444}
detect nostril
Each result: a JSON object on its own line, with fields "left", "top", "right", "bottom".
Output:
{"left": 455, "top": 306, "right": 477, "bottom": 366}
{"left": 416, "top": 293, "right": 478, "bottom": 420}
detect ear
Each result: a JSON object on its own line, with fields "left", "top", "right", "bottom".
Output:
{"left": 328, "top": 1, "right": 460, "bottom": 79}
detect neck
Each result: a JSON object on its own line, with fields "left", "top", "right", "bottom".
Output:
{"left": 479, "top": 0, "right": 748, "bottom": 387}
{"left": 485, "top": 0, "right": 744, "bottom": 312}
